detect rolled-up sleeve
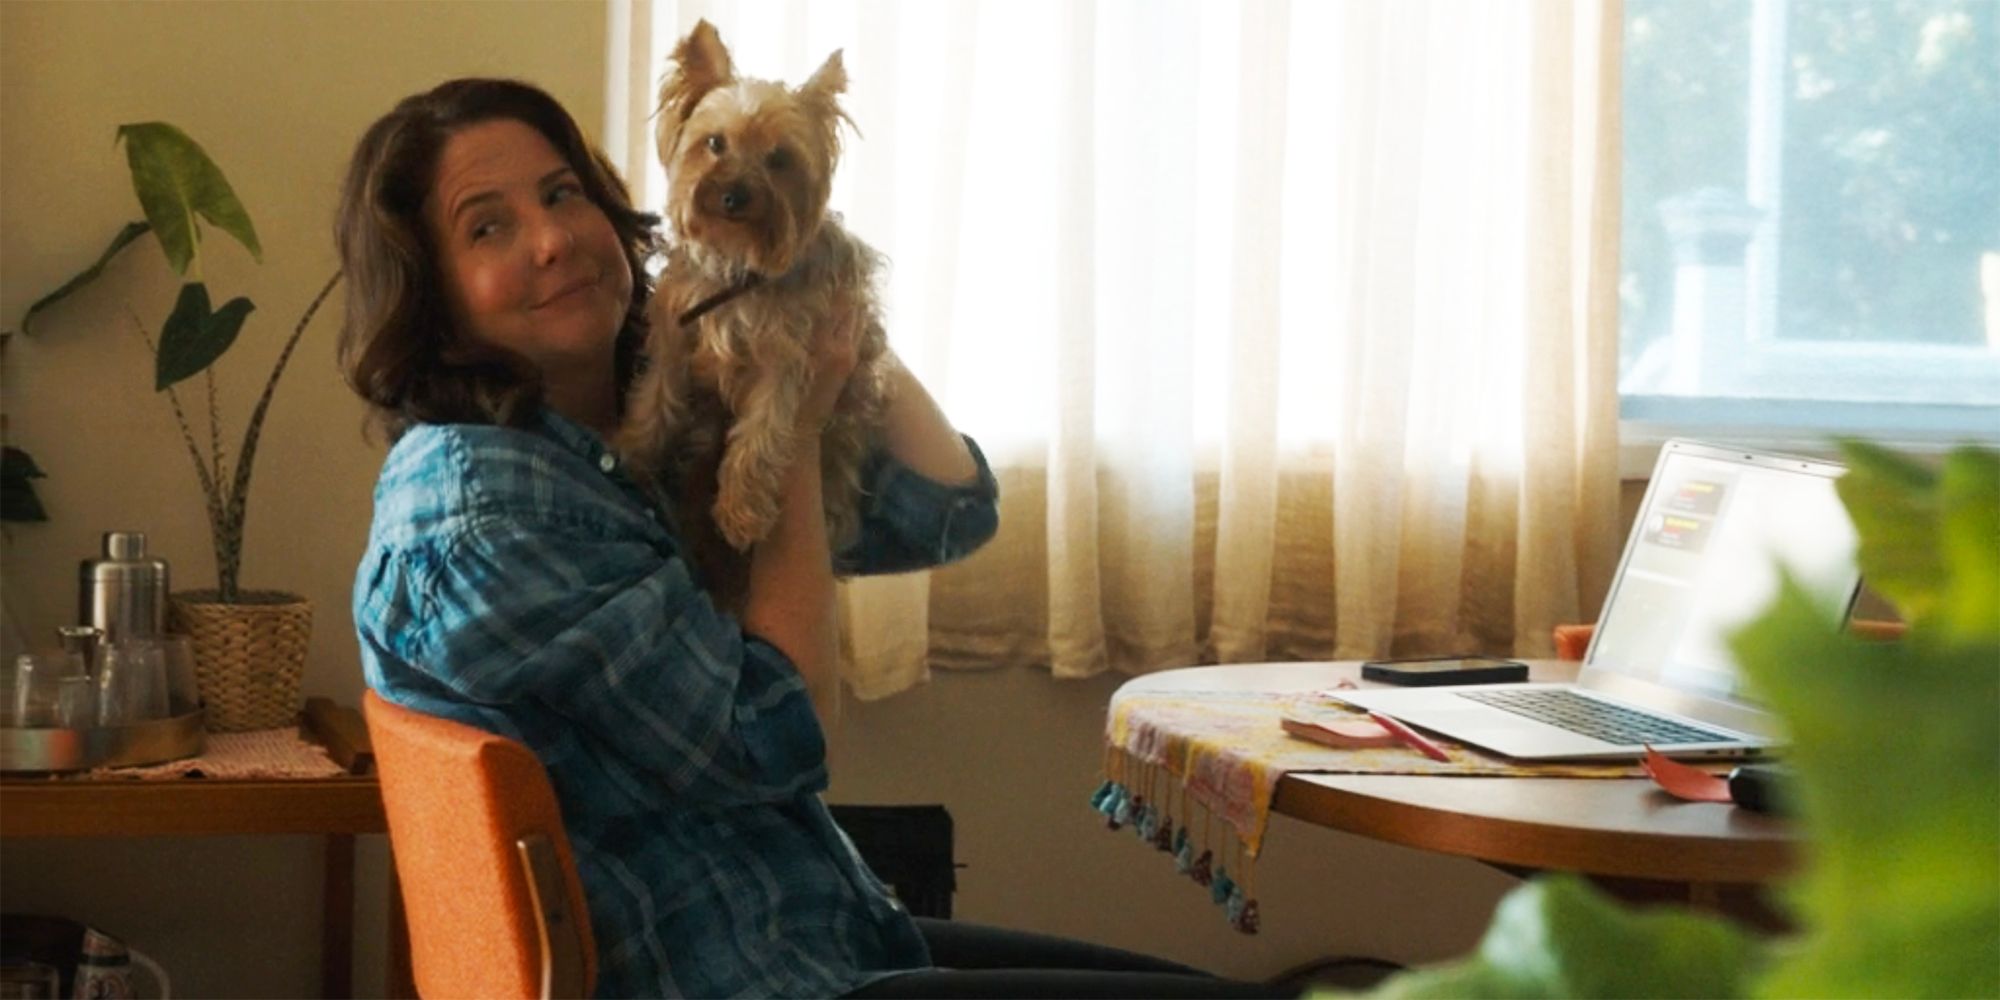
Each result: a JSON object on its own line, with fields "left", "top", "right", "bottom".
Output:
{"left": 402, "top": 509, "right": 826, "bottom": 806}
{"left": 835, "top": 434, "right": 1000, "bottom": 576}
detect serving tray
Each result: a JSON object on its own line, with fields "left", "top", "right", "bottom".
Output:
{"left": 0, "top": 711, "right": 206, "bottom": 773}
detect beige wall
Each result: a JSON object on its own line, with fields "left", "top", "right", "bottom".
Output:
{"left": 0, "top": 2, "right": 1512, "bottom": 996}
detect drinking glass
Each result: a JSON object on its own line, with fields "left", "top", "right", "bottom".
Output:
{"left": 0, "top": 657, "right": 21, "bottom": 728}
{"left": 52, "top": 674, "right": 96, "bottom": 729}
{"left": 160, "top": 635, "right": 203, "bottom": 715}
{"left": 96, "top": 641, "right": 170, "bottom": 726}
{"left": 11, "top": 652, "right": 71, "bottom": 728}
{"left": 56, "top": 624, "right": 102, "bottom": 677}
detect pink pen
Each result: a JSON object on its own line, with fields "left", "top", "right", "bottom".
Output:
{"left": 1368, "top": 711, "right": 1452, "bottom": 762}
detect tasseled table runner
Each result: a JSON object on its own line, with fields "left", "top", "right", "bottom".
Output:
{"left": 1093, "top": 690, "right": 1651, "bottom": 934}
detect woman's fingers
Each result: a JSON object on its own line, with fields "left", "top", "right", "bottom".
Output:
{"left": 801, "top": 303, "right": 862, "bottom": 426}
{"left": 818, "top": 300, "right": 861, "bottom": 370}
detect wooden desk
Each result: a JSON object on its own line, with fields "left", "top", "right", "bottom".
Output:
{"left": 0, "top": 698, "right": 412, "bottom": 998}
{"left": 1116, "top": 662, "right": 1795, "bottom": 923}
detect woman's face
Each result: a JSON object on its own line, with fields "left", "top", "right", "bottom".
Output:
{"left": 423, "top": 118, "right": 634, "bottom": 392}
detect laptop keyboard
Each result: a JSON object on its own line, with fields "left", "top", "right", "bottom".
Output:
{"left": 1456, "top": 688, "right": 1732, "bottom": 746}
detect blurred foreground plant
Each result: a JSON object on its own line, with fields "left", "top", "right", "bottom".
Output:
{"left": 1347, "top": 441, "right": 2000, "bottom": 999}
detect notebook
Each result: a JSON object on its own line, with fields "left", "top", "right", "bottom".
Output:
{"left": 1332, "top": 439, "right": 1864, "bottom": 761}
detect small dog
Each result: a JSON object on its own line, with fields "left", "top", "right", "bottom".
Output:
{"left": 620, "top": 19, "right": 892, "bottom": 581}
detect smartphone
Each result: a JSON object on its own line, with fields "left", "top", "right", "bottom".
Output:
{"left": 1360, "top": 655, "right": 1528, "bottom": 687}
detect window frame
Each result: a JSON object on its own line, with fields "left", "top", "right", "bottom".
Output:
{"left": 1615, "top": 0, "right": 1999, "bottom": 463}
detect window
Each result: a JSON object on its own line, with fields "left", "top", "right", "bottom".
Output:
{"left": 1619, "top": 0, "right": 1999, "bottom": 446}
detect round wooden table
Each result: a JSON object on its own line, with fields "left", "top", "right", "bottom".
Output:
{"left": 1115, "top": 661, "right": 1797, "bottom": 923}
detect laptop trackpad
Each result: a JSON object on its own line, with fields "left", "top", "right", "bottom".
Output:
{"left": 1395, "top": 705, "right": 1611, "bottom": 759}
{"left": 1397, "top": 707, "right": 1536, "bottom": 744}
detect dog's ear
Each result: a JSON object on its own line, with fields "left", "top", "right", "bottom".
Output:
{"left": 800, "top": 49, "right": 858, "bottom": 139}
{"left": 656, "top": 19, "right": 735, "bottom": 153}
{"left": 803, "top": 48, "right": 848, "bottom": 99}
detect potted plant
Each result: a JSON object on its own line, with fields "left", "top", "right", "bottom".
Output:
{"left": 15, "top": 122, "right": 341, "bottom": 732}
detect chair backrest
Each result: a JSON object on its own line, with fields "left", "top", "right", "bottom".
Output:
{"left": 363, "top": 691, "right": 595, "bottom": 1000}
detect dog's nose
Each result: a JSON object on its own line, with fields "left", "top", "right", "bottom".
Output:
{"left": 721, "top": 183, "right": 754, "bottom": 217}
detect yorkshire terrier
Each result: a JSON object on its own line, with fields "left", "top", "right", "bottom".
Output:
{"left": 620, "top": 19, "right": 892, "bottom": 584}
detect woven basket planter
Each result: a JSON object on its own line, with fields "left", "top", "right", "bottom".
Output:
{"left": 169, "top": 590, "right": 312, "bottom": 732}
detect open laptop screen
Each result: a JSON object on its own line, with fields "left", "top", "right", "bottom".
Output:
{"left": 1586, "top": 440, "right": 1862, "bottom": 705}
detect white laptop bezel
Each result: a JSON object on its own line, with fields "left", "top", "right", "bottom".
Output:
{"left": 1576, "top": 437, "right": 1861, "bottom": 742}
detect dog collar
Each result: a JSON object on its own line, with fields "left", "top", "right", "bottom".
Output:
{"left": 678, "top": 273, "right": 765, "bottom": 327}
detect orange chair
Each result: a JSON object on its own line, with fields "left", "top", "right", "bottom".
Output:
{"left": 1552, "top": 624, "right": 1598, "bottom": 663}
{"left": 363, "top": 691, "right": 595, "bottom": 1000}
{"left": 1552, "top": 619, "right": 1905, "bottom": 661}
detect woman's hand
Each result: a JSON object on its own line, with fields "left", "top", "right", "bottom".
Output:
{"left": 798, "top": 302, "right": 861, "bottom": 430}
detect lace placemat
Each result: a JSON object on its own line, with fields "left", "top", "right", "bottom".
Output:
{"left": 80, "top": 726, "right": 348, "bottom": 780}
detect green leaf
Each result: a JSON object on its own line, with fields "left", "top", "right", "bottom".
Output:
{"left": 117, "top": 122, "right": 261, "bottom": 275}
{"left": 1936, "top": 448, "right": 2000, "bottom": 641}
{"left": 1835, "top": 440, "right": 1944, "bottom": 623}
{"left": 155, "top": 282, "right": 255, "bottom": 390}
{"left": 1357, "top": 876, "right": 1761, "bottom": 999}
{"left": 18, "top": 221, "right": 151, "bottom": 336}
{"left": 0, "top": 482, "right": 49, "bottom": 522}
{"left": 1, "top": 446, "right": 50, "bottom": 522}
{"left": 0, "top": 447, "right": 47, "bottom": 482}
{"left": 1732, "top": 445, "right": 2000, "bottom": 999}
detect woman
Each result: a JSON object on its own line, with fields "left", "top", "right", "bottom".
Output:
{"left": 339, "top": 78, "right": 1280, "bottom": 999}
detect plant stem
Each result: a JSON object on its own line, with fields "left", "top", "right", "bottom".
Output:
{"left": 129, "top": 310, "right": 228, "bottom": 562}
{"left": 216, "top": 269, "right": 341, "bottom": 603}
{"left": 206, "top": 367, "right": 224, "bottom": 501}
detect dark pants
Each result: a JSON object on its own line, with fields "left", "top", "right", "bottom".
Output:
{"left": 842, "top": 918, "right": 1295, "bottom": 998}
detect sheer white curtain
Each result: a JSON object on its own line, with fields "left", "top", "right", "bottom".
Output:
{"left": 609, "top": 0, "right": 1625, "bottom": 699}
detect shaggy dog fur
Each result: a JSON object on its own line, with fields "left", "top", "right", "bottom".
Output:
{"left": 619, "top": 19, "right": 892, "bottom": 594}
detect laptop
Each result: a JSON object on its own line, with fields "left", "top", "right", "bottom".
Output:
{"left": 1332, "top": 438, "right": 1863, "bottom": 761}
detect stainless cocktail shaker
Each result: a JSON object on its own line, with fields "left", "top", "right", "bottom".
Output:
{"left": 79, "top": 531, "right": 170, "bottom": 642}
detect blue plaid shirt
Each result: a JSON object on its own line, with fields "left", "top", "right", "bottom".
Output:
{"left": 354, "top": 410, "right": 998, "bottom": 998}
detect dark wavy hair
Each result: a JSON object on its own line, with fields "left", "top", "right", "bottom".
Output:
{"left": 335, "top": 78, "right": 658, "bottom": 441}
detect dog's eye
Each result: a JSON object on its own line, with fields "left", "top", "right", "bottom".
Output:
{"left": 765, "top": 147, "right": 792, "bottom": 171}
{"left": 705, "top": 134, "right": 726, "bottom": 154}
